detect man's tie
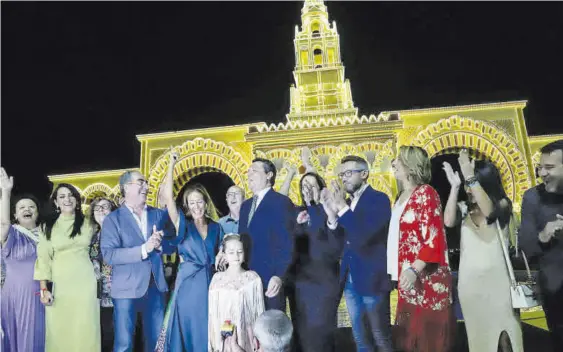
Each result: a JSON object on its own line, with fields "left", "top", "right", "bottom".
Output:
{"left": 247, "top": 195, "right": 258, "bottom": 227}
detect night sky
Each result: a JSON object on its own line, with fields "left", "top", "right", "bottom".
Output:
{"left": 2, "top": 1, "right": 563, "bottom": 204}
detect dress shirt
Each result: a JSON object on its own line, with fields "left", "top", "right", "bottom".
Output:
{"left": 125, "top": 203, "right": 150, "bottom": 259}
{"left": 218, "top": 214, "right": 239, "bottom": 235}
{"left": 254, "top": 187, "right": 271, "bottom": 209}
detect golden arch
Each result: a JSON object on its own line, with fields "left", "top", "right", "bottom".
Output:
{"left": 147, "top": 138, "right": 250, "bottom": 206}
{"left": 412, "top": 115, "right": 532, "bottom": 208}
{"left": 82, "top": 183, "right": 113, "bottom": 203}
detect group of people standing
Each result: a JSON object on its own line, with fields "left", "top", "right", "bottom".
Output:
{"left": 2, "top": 140, "right": 563, "bottom": 352}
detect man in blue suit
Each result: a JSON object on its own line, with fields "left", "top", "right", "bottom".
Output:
{"left": 101, "top": 170, "right": 172, "bottom": 352}
{"left": 239, "top": 158, "right": 296, "bottom": 311}
{"left": 322, "top": 155, "right": 393, "bottom": 352}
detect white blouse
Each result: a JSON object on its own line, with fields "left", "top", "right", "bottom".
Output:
{"left": 387, "top": 199, "right": 408, "bottom": 281}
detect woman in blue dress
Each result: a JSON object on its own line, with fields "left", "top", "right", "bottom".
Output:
{"left": 155, "top": 151, "right": 224, "bottom": 352}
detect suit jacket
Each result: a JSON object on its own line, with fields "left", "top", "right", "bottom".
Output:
{"left": 519, "top": 184, "right": 563, "bottom": 294}
{"left": 333, "top": 185, "right": 392, "bottom": 295}
{"left": 238, "top": 189, "right": 296, "bottom": 288}
{"left": 101, "top": 205, "right": 173, "bottom": 299}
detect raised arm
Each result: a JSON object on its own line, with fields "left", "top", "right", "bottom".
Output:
{"left": 458, "top": 150, "right": 494, "bottom": 217}
{"left": 279, "top": 162, "right": 298, "bottom": 197}
{"left": 442, "top": 162, "right": 461, "bottom": 228}
{"left": 0, "top": 167, "right": 14, "bottom": 244}
{"left": 163, "top": 150, "right": 181, "bottom": 231}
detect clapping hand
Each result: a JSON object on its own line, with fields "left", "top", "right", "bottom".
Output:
{"left": 320, "top": 188, "right": 337, "bottom": 221}
{"left": 329, "top": 180, "right": 347, "bottom": 212}
{"left": 540, "top": 214, "right": 563, "bottom": 243}
{"left": 146, "top": 225, "right": 163, "bottom": 253}
{"left": 302, "top": 181, "right": 313, "bottom": 206}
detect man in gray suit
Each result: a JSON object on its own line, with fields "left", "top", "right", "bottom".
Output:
{"left": 101, "top": 170, "right": 172, "bottom": 352}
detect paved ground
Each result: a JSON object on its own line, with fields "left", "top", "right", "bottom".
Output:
{"left": 334, "top": 321, "right": 552, "bottom": 351}
{"left": 332, "top": 291, "right": 553, "bottom": 351}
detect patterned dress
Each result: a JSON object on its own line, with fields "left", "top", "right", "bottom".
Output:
{"left": 394, "top": 185, "right": 455, "bottom": 352}
{"left": 89, "top": 230, "right": 114, "bottom": 352}
{"left": 89, "top": 231, "right": 113, "bottom": 308}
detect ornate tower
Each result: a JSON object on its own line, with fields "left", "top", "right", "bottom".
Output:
{"left": 287, "top": 0, "right": 358, "bottom": 122}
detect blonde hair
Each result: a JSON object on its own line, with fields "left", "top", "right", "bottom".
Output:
{"left": 182, "top": 183, "right": 219, "bottom": 221}
{"left": 397, "top": 145, "right": 432, "bottom": 185}
{"left": 221, "top": 233, "right": 243, "bottom": 251}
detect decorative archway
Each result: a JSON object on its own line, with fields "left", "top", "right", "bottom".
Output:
{"left": 412, "top": 115, "right": 532, "bottom": 209}
{"left": 147, "top": 138, "right": 250, "bottom": 206}
{"left": 82, "top": 183, "right": 113, "bottom": 204}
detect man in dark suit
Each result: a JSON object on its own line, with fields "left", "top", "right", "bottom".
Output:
{"left": 101, "top": 171, "right": 172, "bottom": 352}
{"left": 520, "top": 140, "right": 563, "bottom": 351}
{"left": 321, "top": 155, "right": 393, "bottom": 352}
{"left": 239, "top": 158, "right": 296, "bottom": 311}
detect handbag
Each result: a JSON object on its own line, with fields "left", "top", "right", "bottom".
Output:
{"left": 495, "top": 220, "right": 540, "bottom": 309}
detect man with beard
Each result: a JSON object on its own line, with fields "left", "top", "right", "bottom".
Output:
{"left": 520, "top": 139, "right": 563, "bottom": 351}
{"left": 238, "top": 158, "right": 296, "bottom": 311}
{"left": 321, "top": 155, "right": 393, "bottom": 352}
{"left": 218, "top": 185, "right": 245, "bottom": 235}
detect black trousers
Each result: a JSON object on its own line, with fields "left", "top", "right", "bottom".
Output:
{"left": 542, "top": 284, "right": 563, "bottom": 351}
{"left": 101, "top": 307, "right": 115, "bottom": 352}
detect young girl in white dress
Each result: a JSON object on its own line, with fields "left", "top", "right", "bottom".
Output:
{"left": 208, "top": 234, "right": 265, "bottom": 352}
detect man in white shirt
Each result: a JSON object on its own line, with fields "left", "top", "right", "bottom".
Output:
{"left": 101, "top": 170, "right": 173, "bottom": 352}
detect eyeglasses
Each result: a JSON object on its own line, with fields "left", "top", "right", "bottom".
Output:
{"left": 338, "top": 169, "right": 366, "bottom": 179}
{"left": 226, "top": 192, "right": 242, "bottom": 198}
{"left": 93, "top": 204, "right": 111, "bottom": 212}
{"left": 128, "top": 179, "right": 149, "bottom": 188}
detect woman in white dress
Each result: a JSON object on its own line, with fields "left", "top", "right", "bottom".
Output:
{"left": 443, "top": 150, "right": 523, "bottom": 352}
{"left": 208, "top": 234, "right": 265, "bottom": 352}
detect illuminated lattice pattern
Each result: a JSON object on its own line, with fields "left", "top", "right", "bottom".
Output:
{"left": 147, "top": 138, "right": 250, "bottom": 207}
{"left": 412, "top": 116, "right": 532, "bottom": 208}
{"left": 255, "top": 141, "right": 396, "bottom": 204}
{"left": 81, "top": 183, "right": 114, "bottom": 204}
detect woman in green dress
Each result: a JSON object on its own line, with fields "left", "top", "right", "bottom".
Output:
{"left": 34, "top": 183, "right": 101, "bottom": 351}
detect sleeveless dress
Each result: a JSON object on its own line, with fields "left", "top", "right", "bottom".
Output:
{"left": 458, "top": 213, "right": 524, "bottom": 352}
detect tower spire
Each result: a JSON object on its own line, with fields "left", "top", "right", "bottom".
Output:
{"left": 287, "top": 0, "right": 357, "bottom": 122}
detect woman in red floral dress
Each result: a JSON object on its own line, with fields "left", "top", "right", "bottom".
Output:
{"left": 390, "top": 146, "right": 455, "bottom": 352}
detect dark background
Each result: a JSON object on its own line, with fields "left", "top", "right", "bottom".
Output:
{"left": 2, "top": 1, "right": 563, "bottom": 206}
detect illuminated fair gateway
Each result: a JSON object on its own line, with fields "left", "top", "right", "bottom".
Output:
{"left": 49, "top": 0, "right": 558, "bottom": 326}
